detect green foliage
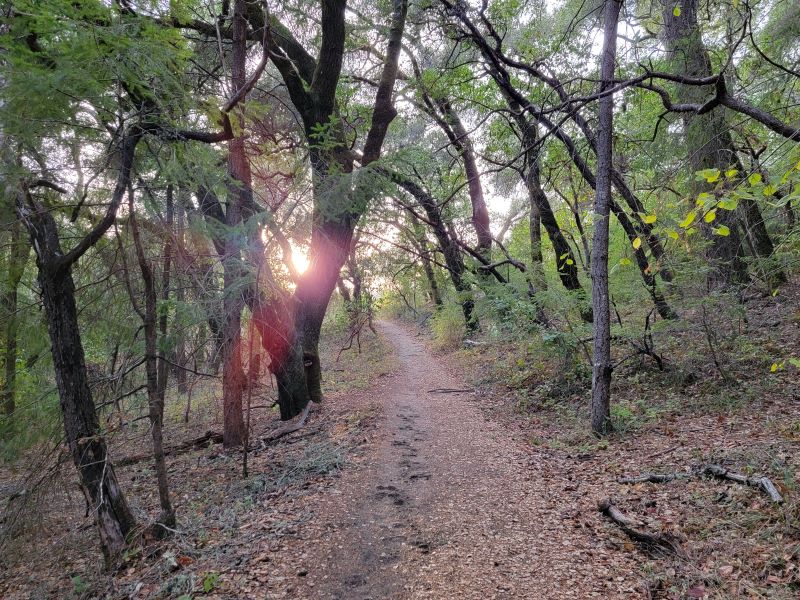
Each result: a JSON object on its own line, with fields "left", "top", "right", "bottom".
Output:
{"left": 430, "top": 304, "right": 465, "bottom": 350}
{"left": 201, "top": 572, "right": 220, "bottom": 593}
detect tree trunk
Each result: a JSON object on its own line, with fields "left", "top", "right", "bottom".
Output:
{"left": 23, "top": 205, "right": 135, "bottom": 562}
{"left": 528, "top": 192, "right": 546, "bottom": 292}
{"left": 128, "top": 186, "right": 175, "bottom": 532}
{"left": 172, "top": 192, "right": 189, "bottom": 394}
{"left": 660, "top": 0, "right": 763, "bottom": 288}
{"left": 2, "top": 218, "right": 29, "bottom": 416}
{"left": 591, "top": 0, "right": 621, "bottom": 437}
{"left": 436, "top": 101, "right": 493, "bottom": 264}
{"left": 219, "top": 0, "right": 252, "bottom": 447}
{"left": 411, "top": 214, "right": 443, "bottom": 306}
{"left": 394, "top": 176, "right": 477, "bottom": 328}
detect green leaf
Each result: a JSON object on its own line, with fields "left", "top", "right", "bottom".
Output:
{"left": 763, "top": 184, "right": 777, "bottom": 197}
{"left": 704, "top": 209, "right": 716, "bottom": 223}
{"left": 203, "top": 573, "right": 220, "bottom": 593}
{"left": 717, "top": 198, "right": 738, "bottom": 211}
{"left": 619, "top": 257, "right": 632, "bottom": 266}
{"left": 748, "top": 173, "right": 762, "bottom": 185}
{"left": 679, "top": 211, "right": 696, "bottom": 228}
{"left": 565, "top": 258, "right": 574, "bottom": 265}
{"left": 715, "top": 225, "right": 730, "bottom": 236}
{"left": 697, "top": 168, "right": 720, "bottom": 183}
{"left": 667, "top": 229, "right": 679, "bottom": 240}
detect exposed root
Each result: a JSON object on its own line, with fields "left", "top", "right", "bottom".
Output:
{"left": 598, "top": 498, "right": 685, "bottom": 557}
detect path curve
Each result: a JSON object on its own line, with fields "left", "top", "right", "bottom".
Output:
{"left": 298, "top": 321, "right": 639, "bottom": 599}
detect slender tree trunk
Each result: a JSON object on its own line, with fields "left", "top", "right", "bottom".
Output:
{"left": 2, "top": 218, "right": 29, "bottom": 416}
{"left": 411, "top": 215, "right": 443, "bottom": 306}
{"left": 394, "top": 176, "right": 477, "bottom": 328}
{"left": 128, "top": 186, "right": 175, "bottom": 532}
{"left": 591, "top": 0, "right": 621, "bottom": 437}
{"left": 528, "top": 192, "right": 546, "bottom": 292}
{"left": 172, "top": 193, "right": 188, "bottom": 393}
{"left": 219, "top": 0, "right": 251, "bottom": 447}
{"left": 436, "top": 101, "right": 493, "bottom": 264}
{"left": 22, "top": 204, "right": 135, "bottom": 562}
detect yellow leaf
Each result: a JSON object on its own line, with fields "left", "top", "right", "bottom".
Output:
{"left": 673, "top": 5, "right": 681, "bottom": 16}
{"left": 632, "top": 237, "right": 642, "bottom": 249}
{"left": 725, "top": 168, "right": 738, "bottom": 179}
{"left": 643, "top": 214, "right": 657, "bottom": 224}
{"left": 667, "top": 230, "right": 679, "bottom": 240}
{"left": 565, "top": 258, "right": 574, "bottom": 265}
{"left": 715, "top": 225, "right": 730, "bottom": 236}
{"left": 679, "top": 211, "right": 696, "bottom": 228}
{"left": 748, "top": 173, "right": 762, "bottom": 185}
{"left": 619, "top": 258, "right": 632, "bottom": 266}
{"left": 763, "top": 184, "right": 776, "bottom": 197}
{"left": 771, "top": 363, "right": 778, "bottom": 372}
{"left": 704, "top": 209, "right": 717, "bottom": 223}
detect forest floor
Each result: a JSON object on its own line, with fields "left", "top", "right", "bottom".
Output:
{"left": 1, "top": 284, "right": 800, "bottom": 599}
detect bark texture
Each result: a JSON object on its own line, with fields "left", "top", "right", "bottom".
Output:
{"left": 660, "top": 0, "right": 776, "bottom": 287}
{"left": 590, "top": 0, "right": 621, "bottom": 437}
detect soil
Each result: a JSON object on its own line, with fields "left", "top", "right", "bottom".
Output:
{"left": 267, "top": 321, "right": 640, "bottom": 599}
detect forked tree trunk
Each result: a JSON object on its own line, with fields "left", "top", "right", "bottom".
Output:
{"left": 591, "top": 0, "right": 621, "bottom": 437}
{"left": 23, "top": 204, "right": 135, "bottom": 562}
{"left": 248, "top": 0, "right": 408, "bottom": 420}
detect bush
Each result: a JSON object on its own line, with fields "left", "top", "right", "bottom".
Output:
{"left": 431, "top": 304, "right": 465, "bottom": 350}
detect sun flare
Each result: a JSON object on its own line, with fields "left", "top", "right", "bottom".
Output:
{"left": 291, "top": 246, "right": 310, "bottom": 274}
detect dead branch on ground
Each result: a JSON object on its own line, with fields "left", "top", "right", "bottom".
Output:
{"left": 598, "top": 499, "right": 685, "bottom": 557}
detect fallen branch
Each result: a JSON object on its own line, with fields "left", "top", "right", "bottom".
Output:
{"left": 618, "top": 464, "right": 784, "bottom": 504}
{"left": 598, "top": 498, "right": 684, "bottom": 557}
{"left": 260, "top": 402, "right": 311, "bottom": 445}
{"left": 117, "top": 430, "right": 223, "bottom": 467}
{"left": 428, "top": 388, "right": 473, "bottom": 394}
{"left": 703, "top": 464, "right": 784, "bottom": 503}
{"left": 618, "top": 472, "right": 687, "bottom": 484}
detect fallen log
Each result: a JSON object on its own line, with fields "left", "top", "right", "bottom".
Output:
{"left": 618, "top": 473, "right": 686, "bottom": 484}
{"left": 598, "top": 498, "right": 684, "bottom": 557}
{"left": 703, "top": 464, "right": 784, "bottom": 503}
{"left": 117, "top": 430, "right": 223, "bottom": 467}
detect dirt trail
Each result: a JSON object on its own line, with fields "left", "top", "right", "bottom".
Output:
{"left": 291, "top": 322, "right": 640, "bottom": 599}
